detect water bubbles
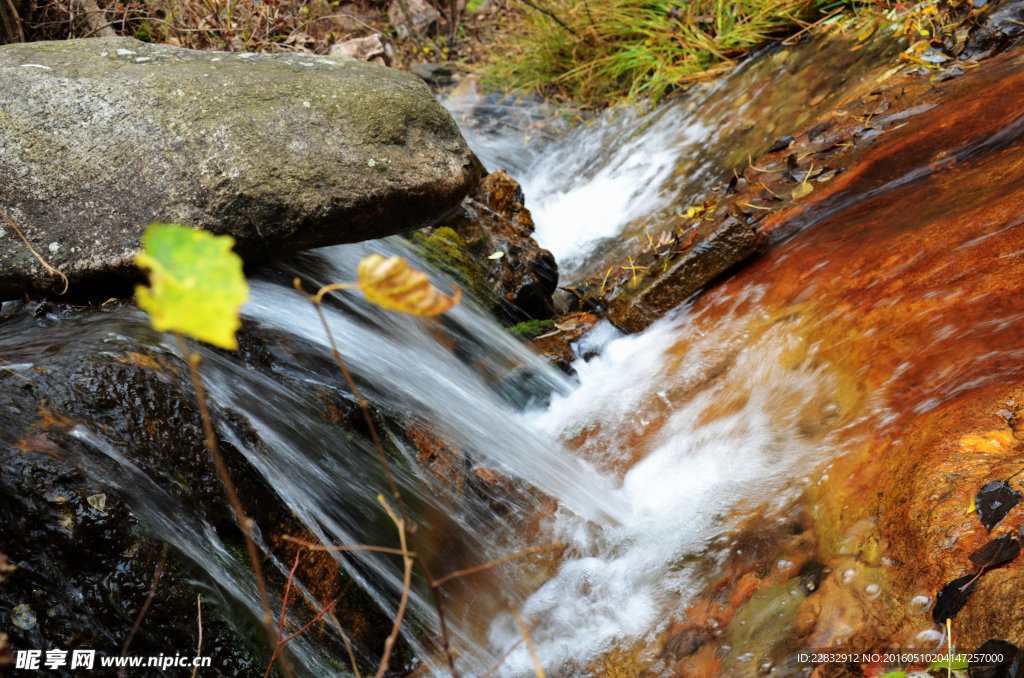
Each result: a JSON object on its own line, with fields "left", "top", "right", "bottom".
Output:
{"left": 777, "top": 559, "right": 794, "bottom": 570}
{"left": 864, "top": 583, "right": 881, "bottom": 600}
{"left": 912, "top": 628, "right": 944, "bottom": 648}
{"left": 737, "top": 652, "right": 756, "bottom": 663}
{"left": 841, "top": 568, "right": 857, "bottom": 584}
{"left": 908, "top": 595, "right": 933, "bottom": 614}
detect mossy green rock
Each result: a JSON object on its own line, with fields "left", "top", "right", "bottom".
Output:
{"left": 0, "top": 37, "right": 478, "bottom": 297}
{"left": 410, "top": 226, "right": 496, "bottom": 309}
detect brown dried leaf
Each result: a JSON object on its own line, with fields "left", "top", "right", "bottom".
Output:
{"left": 358, "top": 254, "right": 461, "bottom": 316}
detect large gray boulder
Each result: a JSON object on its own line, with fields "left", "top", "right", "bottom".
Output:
{"left": 0, "top": 37, "right": 479, "bottom": 297}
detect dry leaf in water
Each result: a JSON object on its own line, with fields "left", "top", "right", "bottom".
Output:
{"left": 358, "top": 254, "right": 460, "bottom": 316}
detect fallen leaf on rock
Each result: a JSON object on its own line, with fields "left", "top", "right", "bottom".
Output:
{"left": 968, "top": 533, "right": 1021, "bottom": 570}
{"left": 792, "top": 182, "right": 814, "bottom": 199}
{"left": 927, "top": 653, "right": 970, "bottom": 672}
{"left": 975, "top": 480, "right": 1022, "bottom": 531}
{"left": 87, "top": 493, "right": 107, "bottom": 513}
{"left": 932, "top": 572, "right": 979, "bottom": 623}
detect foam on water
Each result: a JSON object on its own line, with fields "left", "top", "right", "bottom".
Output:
{"left": 485, "top": 290, "right": 843, "bottom": 674}
{"left": 519, "top": 107, "right": 712, "bottom": 273}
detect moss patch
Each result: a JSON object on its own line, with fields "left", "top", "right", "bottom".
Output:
{"left": 410, "top": 226, "right": 496, "bottom": 310}
{"left": 506, "top": 318, "right": 556, "bottom": 341}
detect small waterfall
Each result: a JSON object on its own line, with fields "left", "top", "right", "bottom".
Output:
{"left": 2, "top": 27, "right": 929, "bottom": 678}
{"left": 446, "top": 30, "right": 903, "bottom": 282}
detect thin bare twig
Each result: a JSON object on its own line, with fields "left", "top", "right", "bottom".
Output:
{"left": 190, "top": 595, "right": 203, "bottom": 678}
{"left": 298, "top": 281, "right": 409, "bottom": 523}
{"left": 518, "top": 0, "right": 577, "bottom": 37}
{"left": 119, "top": 544, "right": 168, "bottom": 678}
{"left": 374, "top": 495, "right": 414, "bottom": 678}
{"left": 447, "top": 0, "right": 458, "bottom": 59}
{"left": 75, "top": 0, "right": 116, "bottom": 36}
{"left": 281, "top": 535, "right": 411, "bottom": 557}
{"left": 327, "top": 608, "right": 363, "bottom": 678}
{"left": 511, "top": 607, "right": 545, "bottom": 678}
{"left": 0, "top": 208, "right": 68, "bottom": 295}
{"left": 432, "top": 544, "right": 560, "bottom": 588}
{"left": 265, "top": 551, "right": 338, "bottom": 678}
{"left": 174, "top": 332, "right": 288, "bottom": 677}
{"left": 479, "top": 618, "right": 538, "bottom": 678}
{"left": 1, "top": 0, "right": 26, "bottom": 42}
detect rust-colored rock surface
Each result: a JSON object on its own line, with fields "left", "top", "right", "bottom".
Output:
{"left": 587, "top": 42, "right": 1024, "bottom": 676}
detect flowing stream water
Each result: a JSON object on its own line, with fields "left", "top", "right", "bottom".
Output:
{"left": 12, "top": 26, "right": 1024, "bottom": 678}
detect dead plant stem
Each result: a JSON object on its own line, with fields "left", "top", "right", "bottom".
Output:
{"left": 119, "top": 544, "right": 167, "bottom": 678}
{"left": 518, "top": 0, "right": 577, "bottom": 37}
{"left": 0, "top": 208, "right": 68, "bottom": 295}
{"left": 173, "top": 331, "right": 289, "bottom": 678}
{"left": 374, "top": 496, "right": 414, "bottom": 678}
{"left": 512, "top": 607, "right": 545, "bottom": 678}
{"left": 190, "top": 595, "right": 203, "bottom": 678}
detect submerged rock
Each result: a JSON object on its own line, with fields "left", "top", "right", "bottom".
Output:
{"left": 0, "top": 37, "right": 478, "bottom": 298}
{"left": 0, "top": 302, "right": 410, "bottom": 674}
{"left": 605, "top": 217, "right": 759, "bottom": 334}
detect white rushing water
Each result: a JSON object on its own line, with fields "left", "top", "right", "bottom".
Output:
{"left": 482, "top": 284, "right": 842, "bottom": 675}
{"left": 8, "top": 34, "right": 904, "bottom": 676}
{"left": 449, "top": 93, "right": 718, "bottom": 277}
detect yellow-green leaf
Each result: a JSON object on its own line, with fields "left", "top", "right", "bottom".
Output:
{"left": 87, "top": 493, "right": 107, "bottom": 513}
{"left": 357, "top": 254, "right": 460, "bottom": 316}
{"left": 135, "top": 223, "right": 249, "bottom": 350}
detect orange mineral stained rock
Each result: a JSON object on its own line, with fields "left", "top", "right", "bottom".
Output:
{"left": 648, "top": 45, "right": 1024, "bottom": 670}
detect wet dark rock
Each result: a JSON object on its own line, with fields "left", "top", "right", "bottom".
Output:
{"left": 0, "top": 354, "right": 246, "bottom": 672}
{"left": 969, "top": 639, "right": 1022, "bottom": 678}
{"left": 976, "top": 480, "right": 1021, "bottom": 531}
{"left": 0, "top": 303, "right": 402, "bottom": 673}
{"left": 436, "top": 169, "right": 560, "bottom": 323}
{"left": 606, "top": 218, "right": 760, "bottom": 334}
{"left": 661, "top": 626, "right": 709, "bottom": 660}
{"left": 966, "top": 0, "right": 1024, "bottom": 57}
{"left": 404, "top": 419, "right": 471, "bottom": 496}
{"left": 525, "top": 312, "right": 601, "bottom": 373}
{"left": 467, "top": 467, "right": 523, "bottom": 517}
{"left": 0, "top": 37, "right": 478, "bottom": 298}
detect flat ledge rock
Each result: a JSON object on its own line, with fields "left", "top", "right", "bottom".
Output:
{"left": 0, "top": 37, "right": 479, "bottom": 298}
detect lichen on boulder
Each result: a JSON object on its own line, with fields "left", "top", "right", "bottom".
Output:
{"left": 0, "top": 37, "right": 479, "bottom": 298}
